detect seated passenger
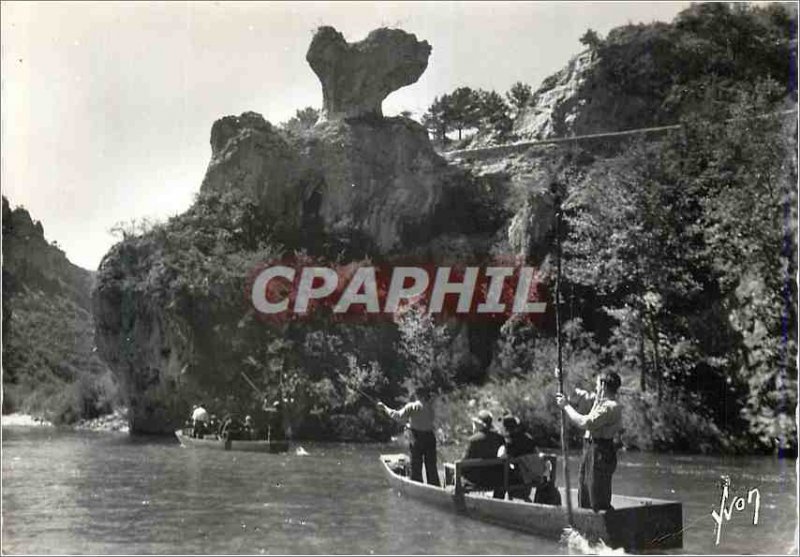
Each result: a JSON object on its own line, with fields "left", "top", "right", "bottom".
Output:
{"left": 243, "top": 415, "right": 256, "bottom": 440}
{"left": 498, "top": 414, "right": 544, "bottom": 502}
{"left": 220, "top": 414, "right": 244, "bottom": 441}
{"left": 462, "top": 410, "right": 506, "bottom": 499}
{"left": 207, "top": 414, "right": 219, "bottom": 437}
{"left": 191, "top": 404, "right": 210, "bottom": 438}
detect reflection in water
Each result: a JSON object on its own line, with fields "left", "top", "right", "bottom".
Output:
{"left": 2, "top": 427, "right": 797, "bottom": 554}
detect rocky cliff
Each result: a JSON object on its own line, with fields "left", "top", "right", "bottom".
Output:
{"left": 199, "top": 111, "right": 473, "bottom": 256}
{"left": 93, "top": 26, "right": 522, "bottom": 435}
{"left": 3, "top": 197, "right": 117, "bottom": 421}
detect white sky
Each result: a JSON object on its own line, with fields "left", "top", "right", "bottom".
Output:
{"left": 2, "top": 1, "right": 691, "bottom": 270}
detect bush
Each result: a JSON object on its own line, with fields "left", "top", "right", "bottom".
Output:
{"left": 621, "top": 391, "right": 729, "bottom": 453}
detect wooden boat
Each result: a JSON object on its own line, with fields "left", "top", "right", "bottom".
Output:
{"left": 379, "top": 453, "right": 683, "bottom": 552}
{"left": 175, "top": 428, "right": 290, "bottom": 453}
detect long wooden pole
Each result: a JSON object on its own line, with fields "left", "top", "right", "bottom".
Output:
{"left": 240, "top": 370, "right": 265, "bottom": 398}
{"left": 555, "top": 196, "right": 574, "bottom": 526}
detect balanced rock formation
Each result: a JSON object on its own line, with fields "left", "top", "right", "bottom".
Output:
{"left": 307, "top": 26, "right": 431, "bottom": 120}
{"left": 94, "top": 26, "right": 502, "bottom": 434}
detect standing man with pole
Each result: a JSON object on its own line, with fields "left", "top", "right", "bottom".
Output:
{"left": 378, "top": 386, "right": 441, "bottom": 486}
{"left": 556, "top": 371, "right": 623, "bottom": 511}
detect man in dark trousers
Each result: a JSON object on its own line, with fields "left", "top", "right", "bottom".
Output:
{"left": 462, "top": 409, "right": 506, "bottom": 498}
{"left": 555, "top": 371, "right": 623, "bottom": 511}
{"left": 378, "top": 387, "right": 440, "bottom": 486}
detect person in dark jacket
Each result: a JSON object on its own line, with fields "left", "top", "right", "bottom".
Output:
{"left": 498, "top": 414, "right": 545, "bottom": 502}
{"left": 462, "top": 410, "right": 506, "bottom": 498}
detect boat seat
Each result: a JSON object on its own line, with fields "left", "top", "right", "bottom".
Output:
{"left": 445, "top": 453, "right": 558, "bottom": 500}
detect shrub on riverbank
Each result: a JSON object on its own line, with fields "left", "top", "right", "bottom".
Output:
{"left": 434, "top": 375, "right": 738, "bottom": 455}
{"left": 433, "top": 318, "right": 748, "bottom": 455}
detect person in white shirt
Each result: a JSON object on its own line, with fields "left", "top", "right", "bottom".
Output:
{"left": 191, "top": 404, "right": 210, "bottom": 438}
{"left": 556, "top": 371, "right": 623, "bottom": 511}
{"left": 378, "top": 387, "right": 440, "bottom": 486}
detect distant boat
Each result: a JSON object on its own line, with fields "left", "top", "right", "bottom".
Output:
{"left": 175, "top": 429, "right": 290, "bottom": 453}
{"left": 379, "top": 454, "right": 683, "bottom": 552}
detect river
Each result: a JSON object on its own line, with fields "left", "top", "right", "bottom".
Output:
{"left": 1, "top": 426, "right": 796, "bottom": 554}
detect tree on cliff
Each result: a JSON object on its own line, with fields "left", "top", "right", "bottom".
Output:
{"left": 506, "top": 81, "right": 532, "bottom": 114}
{"left": 579, "top": 29, "right": 603, "bottom": 50}
{"left": 424, "top": 87, "right": 512, "bottom": 141}
{"left": 477, "top": 89, "right": 513, "bottom": 138}
{"left": 443, "top": 87, "right": 482, "bottom": 140}
{"left": 422, "top": 96, "right": 448, "bottom": 141}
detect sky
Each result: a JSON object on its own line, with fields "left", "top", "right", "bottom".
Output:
{"left": 2, "top": 1, "right": 692, "bottom": 270}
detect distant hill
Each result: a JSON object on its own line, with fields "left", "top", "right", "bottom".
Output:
{"left": 2, "top": 196, "right": 117, "bottom": 423}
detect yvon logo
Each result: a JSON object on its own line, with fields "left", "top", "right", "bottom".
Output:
{"left": 711, "top": 475, "right": 760, "bottom": 545}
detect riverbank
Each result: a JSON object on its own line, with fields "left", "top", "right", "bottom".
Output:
{"left": 74, "top": 408, "right": 129, "bottom": 433}
{"left": 1, "top": 409, "right": 129, "bottom": 433}
{"left": 1, "top": 413, "right": 53, "bottom": 427}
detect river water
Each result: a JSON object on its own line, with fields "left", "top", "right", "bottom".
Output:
{"left": 1, "top": 427, "right": 797, "bottom": 554}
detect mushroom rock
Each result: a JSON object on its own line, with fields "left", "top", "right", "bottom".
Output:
{"left": 307, "top": 26, "right": 432, "bottom": 120}
{"left": 200, "top": 27, "right": 460, "bottom": 256}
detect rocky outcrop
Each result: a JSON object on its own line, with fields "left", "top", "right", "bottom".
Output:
{"left": 307, "top": 26, "right": 431, "bottom": 120}
{"left": 201, "top": 112, "right": 303, "bottom": 230}
{"left": 513, "top": 50, "right": 597, "bottom": 140}
{"left": 2, "top": 197, "right": 94, "bottom": 309}
{"left": 92, "top": 240, "right": 189, "bottom": 434}
{"left": 201, "top": 111, "right": 467, "bottom": 255}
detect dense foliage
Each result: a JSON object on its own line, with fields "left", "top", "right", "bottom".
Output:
{"left": 97, "top": 189, "right": 467, "bottom": 439}
{"left": 421, "top": 2, "right": 797, "bottom": 454}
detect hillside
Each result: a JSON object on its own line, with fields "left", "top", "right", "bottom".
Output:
{"left": 2, "top": 196, "right": 117, "bottom": 423}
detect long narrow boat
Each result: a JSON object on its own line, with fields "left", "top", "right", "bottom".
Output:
{"left": 379, "top": 454, "right": 683, "bottom": 552}
{"left": 175, "top": 429, "right": 290, "bottom": 453}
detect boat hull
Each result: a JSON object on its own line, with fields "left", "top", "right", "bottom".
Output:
{"left": 379, "top": 454, "right": 682, "bottom": 551}
{"left": 175, "top": 429, "right": 290, "bottom": 453}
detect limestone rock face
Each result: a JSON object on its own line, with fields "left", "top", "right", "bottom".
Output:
{"left": 200, "top": 112, "right": 461, "bottom": 254}
{"left": 307, "top": 26, "right": 431, "bottom": 120}
{"left": 201, "top": 111, "right": 304, "bottom": 232}
{"left": 513, "top": 50, "right": 597, "bottom": 140}
{"left": 512, "top": 47, "right": 663, "bottom": 142}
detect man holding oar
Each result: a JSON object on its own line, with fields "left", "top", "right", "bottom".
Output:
{"left": 555, "top": 370, "right": 623, "bottom": 512}
{"left": 377, "top": 387, "right": 441, "bottom": 486}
